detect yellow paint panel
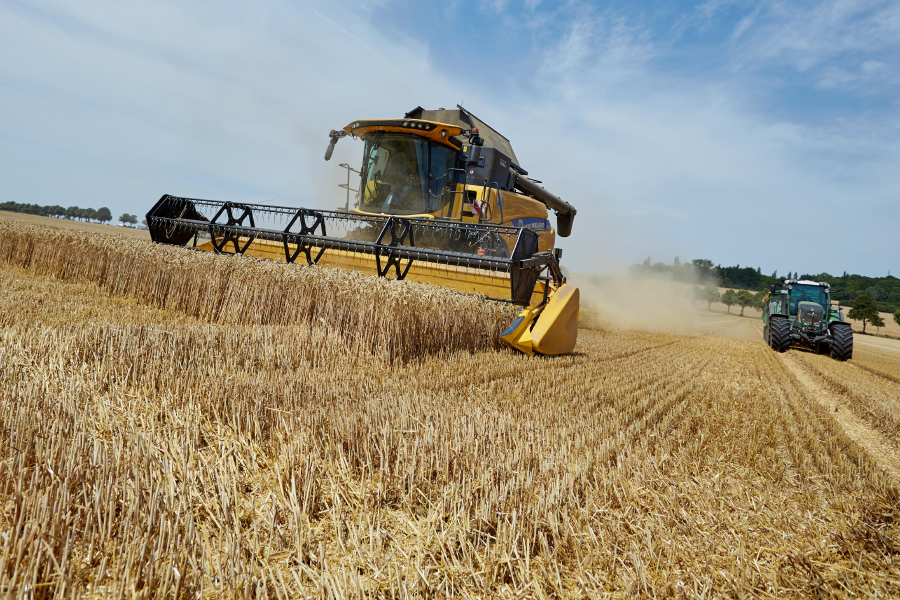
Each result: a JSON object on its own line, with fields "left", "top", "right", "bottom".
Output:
{"left": 531, "top": 284, "right": 579, "bottom": 355}
{"left": 499, "top": 305, "right": 543, "bottom": 355}
{"left": 195, "top": 237, "right": 547, "bottom": 304}
{"left": 344, "top": 120, "right": 463, "bottom": 150}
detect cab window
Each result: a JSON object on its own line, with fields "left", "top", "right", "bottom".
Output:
{"left": 359, "top": 133, "right": 458, "bottom": 216}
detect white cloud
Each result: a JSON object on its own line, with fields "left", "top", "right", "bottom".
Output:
{"left": 492, "top": 4, "right": 900, "bottom": 274}
{"left": 0, "top": 0, "right": 896, "bottom": 276}
{"left": 734, "top": 0, "right": 900, "bottom": 76}
{"left": 731, "top": 11, "right": 756, "bottom": 41}
{"left": 0, "top": 0, "right": 457, "bottom": 213}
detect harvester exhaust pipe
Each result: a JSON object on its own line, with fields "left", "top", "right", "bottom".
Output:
{"left": 512, "top": 173, "right": 576, "bottom": 237}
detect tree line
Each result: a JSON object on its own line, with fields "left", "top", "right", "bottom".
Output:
{"left": 689, "top": 283, "right": 762, "bottom": 316}
{"left": 0, "top": 201, "right": 141, "bottom": 227}
{"left": 687, "top": 282, "right": 899, "bottom": 335}
{"left": 629, "top": 256, "right": 900, "bottom": 314}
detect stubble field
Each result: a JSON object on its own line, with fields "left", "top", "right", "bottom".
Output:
{"left": 2, "top": 218, "right": 900, "bottom": 598}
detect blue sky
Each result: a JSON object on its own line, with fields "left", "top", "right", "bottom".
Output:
{"left": 1, "top": 0, "right": 897, "bottom": 276}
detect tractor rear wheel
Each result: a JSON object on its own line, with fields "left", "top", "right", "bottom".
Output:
{"left": 770, "top": 316, "right": 791, "bottom": 352}
{"left": 830, "top": 323, "right": 853, "bottom": 361}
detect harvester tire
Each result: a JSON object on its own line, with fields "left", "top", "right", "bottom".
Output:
{"left": 830, "top": 323, "right": 853, "bottom": 361}
{"left": 770, "top": 316, "right": 791, "bottom": 352}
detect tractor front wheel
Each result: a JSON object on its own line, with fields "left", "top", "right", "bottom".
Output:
{"left": 830, "top": 323, "right": 853, "bottom": 361}
{"left": 770, "top": 316, "right": 791, "bottom": 352}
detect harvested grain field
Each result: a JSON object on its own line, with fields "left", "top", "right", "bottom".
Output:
{"left": 0, "top": 210, "right": 151, "bottom": 241}
{"left": 2, "top": 219, "right": 900, "bottom": 598}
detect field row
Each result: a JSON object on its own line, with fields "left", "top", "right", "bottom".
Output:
{"left": 2, "top": 252, "right": 900, "bottom": 597}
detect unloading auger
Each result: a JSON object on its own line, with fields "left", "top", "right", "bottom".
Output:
{"left": 146, "top": 105, "right": 579, "bottom": 355}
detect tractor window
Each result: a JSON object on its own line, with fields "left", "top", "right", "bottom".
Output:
{"left": 789, "top": 285, "right": 828, "bottom": 315}
{"left": 359, "top": 133, "right": 457, "bottom": 216}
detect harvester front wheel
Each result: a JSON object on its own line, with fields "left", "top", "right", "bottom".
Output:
{"left": 770, "top": 316, "right": 791, "bottom": 353}
{"left": 830, "top": 323, "right": 853, "bottom": 361}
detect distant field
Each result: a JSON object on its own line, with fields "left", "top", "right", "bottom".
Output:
{"left": 0, "top": 210, "right": 151, "bottom": 240}
{"left": 846, "top": 311, "right": 900, "bottom": 338}
{"left": 2, "top": 220, "right": 900, "bottom": 596}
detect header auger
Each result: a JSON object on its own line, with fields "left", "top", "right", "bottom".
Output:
{"left": 147, "top": 105, "right": 580, "bottom": 355}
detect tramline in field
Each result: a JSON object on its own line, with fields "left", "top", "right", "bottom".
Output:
{"left": 147, "top": 105, "right": 580, "bottom": 355}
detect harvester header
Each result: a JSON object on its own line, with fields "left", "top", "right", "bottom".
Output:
{"left": 148, "top": 105, "right": 580, "bottom": 355}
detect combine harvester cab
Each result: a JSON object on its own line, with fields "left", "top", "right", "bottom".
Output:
{"left": 147, "top": 105, "right": 580, "bottom": 355}
{"left": 762, "top": 279, "right": 853, "bottom": 360}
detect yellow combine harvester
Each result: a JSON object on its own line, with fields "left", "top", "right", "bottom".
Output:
{"left": 146, "top": 105, "right": 579, "bottom": 355}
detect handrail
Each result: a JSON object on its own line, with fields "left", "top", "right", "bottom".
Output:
{"left": 337, "top": 163, "right": 361, "bottom": 211}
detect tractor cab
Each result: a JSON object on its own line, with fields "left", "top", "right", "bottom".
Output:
{"left": 788, "top": 283, "right": 829, "bottom": 317}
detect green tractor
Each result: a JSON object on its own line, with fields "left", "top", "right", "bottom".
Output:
{"left": 762, "top": 279, "right": 853, "bottom": 360}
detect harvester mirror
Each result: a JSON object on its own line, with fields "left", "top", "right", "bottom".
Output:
{"left": 770, "top": 284, "right": 776, "bottom": 292}
{"left": 324, "top": 139, "right": 337, "bottom": 161}
{"left": 324, "top": 129, "right": 346, "bottom": 161}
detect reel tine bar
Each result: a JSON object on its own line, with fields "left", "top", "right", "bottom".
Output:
{"left": 375, "top": 217, "right": 415, "bottom": 280}
{"left": 147, "top": 194, "right": 563, "bottom": 305}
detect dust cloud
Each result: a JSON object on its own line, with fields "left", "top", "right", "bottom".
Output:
{"left": 571, "top": 272, "right": 705, "bottom": 336}
{"left": 571, "top": 271, "right": 765, "bottom": 342}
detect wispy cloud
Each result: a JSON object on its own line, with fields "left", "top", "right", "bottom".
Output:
{"left": 468, "top": 0, "right": 899, "bottom": 273}
{"left": 0, "top": 0, "right": 896, "bottom": 276}
{"left": 731, "top": 10, "right": 756, "bottom": 41}
{"left": 733, "top": 0, "right": 900, "bottom": 77}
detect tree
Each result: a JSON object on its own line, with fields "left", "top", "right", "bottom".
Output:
{"left": 871, "top": 312, "right": 885, "bottom": 335}
{"left": 894, "top": 310, "right": 900, "bottom": 329}
{"left": 65, "top": 206, "right": 81, "bottom": 220}
{"left": 737, "top": 290, "right": 755, "bottom": 316}
{"left": 96, "top": 207, "right": 112, "bottom": 223}
{"left": 721, "top": 289, "right": 736, "bottom": 314}
{"left": 83, "top": 208, "right": 98, "bottom": 222}
{"left": 690, "top": 285, "right": 703, "bottom": 307}
{"left": 754, "top": 290, "right": 768, "bottom": 308}
{"left": 119, "top": 213, "right": 138, "bottom": 226}
{"left": 848, "top": 295, "right": 879, "bottom": 333}
{"left": 692, "top": 259, "right": 715, "bottom": 281}
{"left": 703, "top": 282, "right": 720, "bottom": 310}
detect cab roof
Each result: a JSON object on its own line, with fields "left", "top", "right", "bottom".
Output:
{"left": 404, "top": 105, "right": 519, "bottom": 164}
{"left": 786, "top": 279, "right": 830, "bottom": 287}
